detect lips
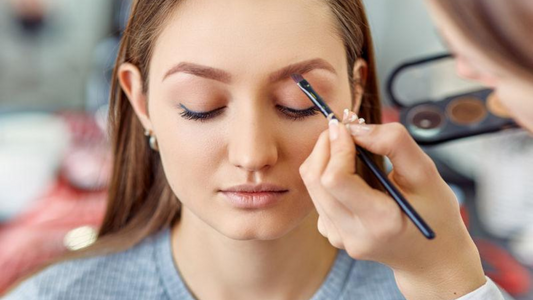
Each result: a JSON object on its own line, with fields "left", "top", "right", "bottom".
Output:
{"left": 220, "top": 183, "right": 289, "bottom": 209}
{"left": 221, "top": 183, "right": 288, "bottom": 193}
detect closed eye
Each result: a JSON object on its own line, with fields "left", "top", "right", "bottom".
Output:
{"left": 178, "top": 104, "right": 320, "bottom": 122}
{"left": 179, "top": 104, "right": 225, "bottom": 122}
{"left": 276, "top": 105, "right": 320, "bottom": 120}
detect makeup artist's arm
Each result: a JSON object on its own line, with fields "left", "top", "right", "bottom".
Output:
{"left": 299, "top": 122, "right": 509, "bottom": 300}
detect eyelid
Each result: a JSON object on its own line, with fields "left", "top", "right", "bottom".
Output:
{"left": 179, "top": 103, "right": 225, "bottom": 114}
{"left": 278, "top": 105, "right": 316, "bottom": 113}
{"left": 178, "top": 104, "right": 320, "bottom": 122}
{"left": 276, "top": 105, "right": 320, "bottom": 120}
{"left": 179, "top": 103, "right": 316, "bottom": 114}
{"left": 179, "top": 104, "right": 226, "bottom": 122}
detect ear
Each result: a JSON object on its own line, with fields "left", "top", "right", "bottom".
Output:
{"left": 118, "top": 63, "right": 153, "bottom": 132}
{"left": 351, "top": 58, "right": 368, "bottom": 114}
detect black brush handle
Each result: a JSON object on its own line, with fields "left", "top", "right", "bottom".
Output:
{"left": 294, "top": 77, "right": 435, "bottom": 239}
{"left": 357, "top": 146, "right": 435, "bottom": 239}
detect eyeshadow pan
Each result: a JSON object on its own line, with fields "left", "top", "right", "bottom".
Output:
{"left": 487, "top": 92, "right": 512, "bottom": 118}
{"left": 446, "top": 97, "right": 487, "bottom": 125}
{"left": 407, "top": 105, "right": 445, "bottom": 138}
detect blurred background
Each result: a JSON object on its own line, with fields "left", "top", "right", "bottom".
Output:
{"left": 0, "top": 0, "right": 532, "bottom": 298}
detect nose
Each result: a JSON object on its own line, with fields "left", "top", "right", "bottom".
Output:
{"left": 455, "top": 57, "right": 498, "bottom": 88}
{"left": 228, "top": 105, "right": 279, "bottom": 172}
{"left": 455, "top": 57, "right": 480, "bottom": 81}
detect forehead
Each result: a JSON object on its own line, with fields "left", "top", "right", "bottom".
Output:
{"left": 426, "top": 1, "right": 498, "bottom": 68}
{"left": 425, "top": 2, "right": 468, "bottom": 51}
{"left": 150, "top": 0, "right": 347, "bottom": 83}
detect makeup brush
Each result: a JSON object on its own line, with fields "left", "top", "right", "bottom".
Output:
{"left": 291, "top": 74, "right": 435, "bottom": 240}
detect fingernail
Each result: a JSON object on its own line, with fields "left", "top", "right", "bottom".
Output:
{"left": 343, "top": 109, "right": 350, "bottom": 122}
{"left": 329, "top": 119, "right": 339, "bottom": 140}
{"left": 348, "top": 124, "right": 373, "bottom": 136}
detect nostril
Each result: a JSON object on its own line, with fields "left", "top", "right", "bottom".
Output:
{"left": 229, "top": 145, "right": 278, "bottom": 172}
{"left": 234, "top": 156, "right": 273, "bottom": 172}
{"left": 228, "top": 123, "right": 279, "bottom": 172}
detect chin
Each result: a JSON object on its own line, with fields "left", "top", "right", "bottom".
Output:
{"left": 507, "top": 108, "right": 533, "bottom": 133}
{"left": 214, "top": 210, "right": 309, "bottom": 241}
{"left": 518, "top": 119, "right": 533, "bottom": 134}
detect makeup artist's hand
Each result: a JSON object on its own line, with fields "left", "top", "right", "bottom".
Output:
{"left": 299, "top": 121, "right": 487, "bottom": 300}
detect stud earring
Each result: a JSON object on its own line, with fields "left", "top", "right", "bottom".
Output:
{"left": 144, "top": 129, "right": 159, "bottom": 151}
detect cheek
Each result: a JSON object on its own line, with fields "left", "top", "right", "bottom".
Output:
{"left": 280, "top": 123, "right": 327, "bottom": 186}
{"left": 496, "top": 81, "right": 533, "bottom": 127}
{"left": 151, "top": 103, "right": 224, "bottom": 197}
{"left": 455, "top": 57, "right": 499, "bottom": 88}
{"left": 456, "top": 58, "right": 482, "bottom": 81}
{"left": 478, "top": 74, "right": 499, "bottom": 88}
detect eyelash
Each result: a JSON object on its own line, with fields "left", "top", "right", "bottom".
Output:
{"left": 179, "top": 105, "right": 320, "bottom": 122}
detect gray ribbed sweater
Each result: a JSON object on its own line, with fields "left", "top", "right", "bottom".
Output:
{"left": 1, "top": 228, "right": 423, "bottom": 299}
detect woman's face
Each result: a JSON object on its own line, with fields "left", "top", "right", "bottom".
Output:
{"left": 143, "top": 0, "right": 357, "bottom": 240}
{"left": 426, "top": 1, "right": 533, "bottom": 132}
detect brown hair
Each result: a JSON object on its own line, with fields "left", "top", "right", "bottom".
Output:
{"left": 54, "top": 0, "right": 383, "bottom": 262}
{"left": 431, "top": 0, "right": 533, "bottom": 77}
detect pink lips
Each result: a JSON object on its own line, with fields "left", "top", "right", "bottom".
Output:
{"left": 220, "top": 183, "right": 288, "bottom": 209}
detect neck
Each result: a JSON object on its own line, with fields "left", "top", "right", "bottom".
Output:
{"left": 171, "top": 208, "right": 338, "bottom": 300}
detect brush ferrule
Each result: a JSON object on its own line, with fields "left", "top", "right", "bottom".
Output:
{"left": 295, "top": 79, "right": 337, "bottom": 120}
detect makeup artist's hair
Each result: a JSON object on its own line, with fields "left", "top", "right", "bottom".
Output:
{"left": 58, "top": 0, "right": 382, "bottom": 260}
{"left": 432, "top": 0, "right": 533, "bottom": 77}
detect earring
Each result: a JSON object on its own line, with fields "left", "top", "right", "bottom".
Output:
{"left": 144, "top": 129, "right": 159, "bottom": 151}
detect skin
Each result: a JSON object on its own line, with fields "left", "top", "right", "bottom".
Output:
{"left": 305, "top": 2, "right": 533, "bottom": 299}
{"left": 119, "top": 0, "right": 490, "bottom": 299}
{"left": 120, "top": 0, "right": 362, "bottom": 299}
{"left": 426, "top": 0, "right": 533, "bottom": 132}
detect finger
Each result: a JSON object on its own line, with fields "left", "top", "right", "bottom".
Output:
{"left": 327, "top": 175, "right": 405, "bottom": 235}
{"left": 323, "top": 120, "right": 382, "bottom": 212}
{"left": 300, "top": 130, "right": 343, "bottom": 239}
{"left": 348, "top": 122, "right": 439, "bottom": 191}
{"left": 300, "top": 129, "right": 330, "bottom": 177}
{"left": 327, "top": 119, "right": 356, "bottom": 175}
{"left": 320, "top": 168, "right": 407, "bottom": 245}
{"left": 300, "top": 130, "right": 352, "bottom": 248}
{"left": 324, "top": 122, "right": 403, "bottom": 222}
{"left": 306, "top": 124, "right": 405, "bottom": 248}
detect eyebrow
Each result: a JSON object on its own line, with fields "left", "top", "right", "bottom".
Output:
{"left": 162, "top": 62, "right": 232, "bottom": 83}
{"left": 162, "top": 58, "right": 337, "bottom": 84}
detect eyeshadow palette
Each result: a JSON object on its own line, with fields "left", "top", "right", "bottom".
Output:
{"left": 400, "top": 89, "right": 517, "bottom": 145}
{"left": 387, "top": 53, "right": 518, "bottom": 146}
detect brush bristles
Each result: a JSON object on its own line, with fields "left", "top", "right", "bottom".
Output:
{"left": 290, "top": 74, "right": 304, "bottom": 83}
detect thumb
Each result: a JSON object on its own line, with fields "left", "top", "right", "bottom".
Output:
{"left": 327, "top": 118, "right": 357, "bottom": 175}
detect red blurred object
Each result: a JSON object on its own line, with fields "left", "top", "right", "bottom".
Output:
{"left": 475, "top": 238, "right": 532, "bottom": 297}
{"left": 10, "top": 0, "right": 46, "bottom": 18}
{"left": 460, "top": 205, "right": 470, "bottom": 228}
{"left": 9, "top": 0, "right": 48, "bottom": 34}
{"left": 382, "top": 105, "right": 400, "bottom": 124}
{"left": 460, "top": 203, "right": 532, "bottom": 296}
{"left": 0, "top": 112, "right": 110, "bottom": 295}
{"left": 58, "top": 111, "right": 111, "bottom": 191}
{"left": 0, "top": 179, "right": 107, "bottom": 295}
